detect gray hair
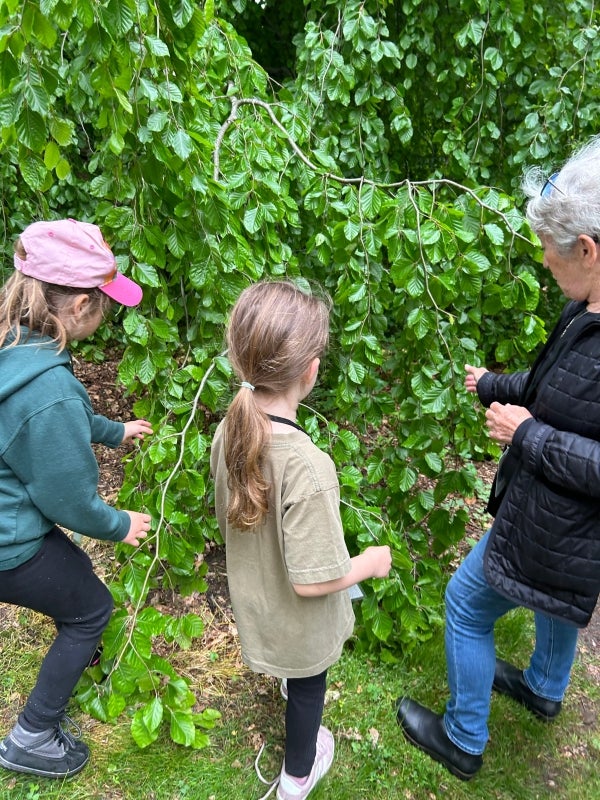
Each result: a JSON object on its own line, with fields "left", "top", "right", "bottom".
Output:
{"left": 522, "top": 134, "right": 600, "bottom": 254}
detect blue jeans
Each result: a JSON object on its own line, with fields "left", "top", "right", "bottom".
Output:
{"left": 443, "top": 530, "right": 579, "bottom": 755}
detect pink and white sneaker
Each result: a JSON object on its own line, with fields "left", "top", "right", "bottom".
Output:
{"left": 276, "top": 726, "right": 334, "bottom": 800}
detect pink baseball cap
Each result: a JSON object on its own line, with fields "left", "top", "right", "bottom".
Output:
{"left": 14, "top": 218, "right": 143, "bottom": 307}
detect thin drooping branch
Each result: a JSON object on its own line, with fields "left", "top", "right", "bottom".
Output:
{"left": 110, "top": 350, "right": 227, "bottom": 671}
{"left": 213, "top": 95, "right": 531, "bottom": 244}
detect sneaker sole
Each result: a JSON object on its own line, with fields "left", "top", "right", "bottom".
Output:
{"left": 0, "top": 751, "right": 89, "bottom": 779}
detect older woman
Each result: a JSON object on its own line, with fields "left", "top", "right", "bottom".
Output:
{"left": 396, "top": 135, "right": 600, "bottom": 780}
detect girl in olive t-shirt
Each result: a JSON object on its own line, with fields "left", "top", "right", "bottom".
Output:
{"left": 210, "top": 281, "right": 391, "bottom": 800}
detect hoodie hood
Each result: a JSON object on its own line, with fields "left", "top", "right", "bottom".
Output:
{"left": 0, "top": 330, "right": 71, "bottom": 407}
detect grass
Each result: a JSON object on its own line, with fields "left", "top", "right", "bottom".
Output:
{"left": 1, "top": 602, "right": 599, "bottom": 800}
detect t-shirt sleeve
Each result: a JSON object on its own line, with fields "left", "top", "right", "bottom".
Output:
{"left": 282, "top": 485, "right": 351, "bottom": 584}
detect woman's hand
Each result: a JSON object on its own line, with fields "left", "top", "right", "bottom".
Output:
{"left": 465, "top": 364, "right": 488, "bottom": 393}
{"left": 485, "top": 402, "right": 533, "bottom": 444}
{"left": 122, "top": 419, "right": 153, "bottom": 444}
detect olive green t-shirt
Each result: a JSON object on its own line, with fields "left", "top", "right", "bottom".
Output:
{"left": 210, "top": 420, "right": 354, "bottom": 678}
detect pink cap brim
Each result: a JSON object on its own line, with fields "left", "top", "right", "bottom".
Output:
{"left": 99, "top": 272, "right": 143, "bottom": 307}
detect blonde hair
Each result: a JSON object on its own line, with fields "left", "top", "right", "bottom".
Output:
{"left": 0, "top": 237, "right": 112, "bottom": 350}
{"left": 223, "top": 281, "right": 331, "bottom": 530}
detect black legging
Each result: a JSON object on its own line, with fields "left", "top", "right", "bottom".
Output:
{"left": 0, "top": 527, "right": 113, "bottom": 731}
{"left": 284, "top": 670, "right": 327, "bottom": 777}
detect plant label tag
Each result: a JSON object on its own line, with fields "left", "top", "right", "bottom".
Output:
{"left": 348, "top": 583, "right": 365, "bottom": 601}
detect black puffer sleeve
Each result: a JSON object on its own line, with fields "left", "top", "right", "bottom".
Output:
{"left": 476, "top": 370, "right": 529, "bottom": 408}
{"left": 515, "top": 419, "right": 600, "bottom": 500}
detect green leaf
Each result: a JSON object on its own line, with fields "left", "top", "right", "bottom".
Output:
{"left": 49, "top": 117, "right": 74, "bottom": 146}
{"left": 169, "top": 710, "right": 195, "bottom": 746}
{"left": 55, "top": 157, "right": 70, "bottom": 179}
{"left": 115, "top": 87, "right": 133, "bottom": 114}
{"left": 389, "top": 465, "right": 418, "bottom": 493}
{"left": 359, "top": 184, "right": 382, "bottom": 217}
{"left": 464, "top": 248, "right": 491, "bottom": 273}
{"left": 16, "top": 108, "right": 46, "bottom": 151}
{"left": 172, "top": 0, "right": 195, "bottom": 28}
{"left": 131, "top": 708, "right": 159, "bottom": 748}
{"left": 133, "top": 262, "right": 160, "bottom": 288}
{"left": 344, "top": 217, "right": 360, "bottom": 241}
{"left": 142, "top": 697, "right": 164, "bottom": 733}
{"left": 147, "top": 111, "right": 169, "bottom": 132}
{"left": 158, "top": 80, "right": 183, "bottom": 102}
{"left": 243, "top": 206, "right": 260, "bottom": 234}
{"left": 103, "top": 0, "right": 135, "bottom": 37}
{"left": 391, "top": 548, "right": 414, "bottom": 571}
{"left": 170, "top": 128, "right": 193, "bottom": 160}
{"left": 20, "top": 154, "right": 48, "bottom": 189}
{"left": 137, "top": 354, "right": 157, "bottom": 384}
{"left": 44, "top": 140, "right": 60, "bottom": 168}
{"left": 371, "top": 608, "right": 393, "bottom": 641}
{"left": 84, "top": 692, "right": 109, "bottom": 723}
{"left": 102, "top": 610, "right": 128, "bottom": 657}
{"left": 122, "top": 560, "right": 150, "bottom": 602}
{"left": 424, "top": 452, "right": 443, "bottom": 473}
{"left": 145, "top": 35, "right": 170, "bottom": 56}
{"left": 347, "top": 360, "right": 367, "bottom": 384}
{"left": 366, "top": 458, "right": 387, "bottom": 484}
{"left": 23, "top": 81, "right": 49, "bottom": 114}
{"left": 456, "top": 18, "right": 487, "bottom": 47}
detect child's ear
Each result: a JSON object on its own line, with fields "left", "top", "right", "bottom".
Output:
{"left": 70, "top": 293, "right": 91, "bottom": 318}
{"left": 304, "top": 357, "right": 320, "bottom": 385}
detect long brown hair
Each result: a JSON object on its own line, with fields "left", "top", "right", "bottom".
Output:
{"left": 223, "top": 281, "right": 331, "bottom": 530}
{"left": 0, "top": 238, "right": 112, "bottom": 350}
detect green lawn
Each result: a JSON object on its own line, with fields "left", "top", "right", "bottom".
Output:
{"left": 1, "top": 606, "right": 598, "bottom": 800}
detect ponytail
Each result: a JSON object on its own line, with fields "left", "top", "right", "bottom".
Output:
{"left": 223, "top": 388, "right": 271, "bottom": 529}
{"left": 222, "top": 280, "right": 330, "bottom": 531}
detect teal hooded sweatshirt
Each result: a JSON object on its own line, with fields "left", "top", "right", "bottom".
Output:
{"left": 0, "top": 330, "right": 130, "bottom": 570}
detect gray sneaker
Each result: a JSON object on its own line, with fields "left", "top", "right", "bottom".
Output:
{"left": 0, "top": 718, "right": 90, "bottom": 778}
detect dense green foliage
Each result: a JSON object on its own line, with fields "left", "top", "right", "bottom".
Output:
{"left": 0, "top": 0, "right": 598, "bottom": 746}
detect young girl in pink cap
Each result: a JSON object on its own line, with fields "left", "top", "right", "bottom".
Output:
{"left": 0, "top": 219, "right": 152, "bottom": 779}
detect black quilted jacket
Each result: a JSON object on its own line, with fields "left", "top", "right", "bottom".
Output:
{"left": 477, "top": 300, "right": 600, "bottom": 628}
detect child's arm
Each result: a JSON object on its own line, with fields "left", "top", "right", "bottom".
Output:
{"left": 292, "top": 545, "right": 392, "bottom": 598}
{"left": 90, "top": 416, "right": 152, "bottom": 447}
